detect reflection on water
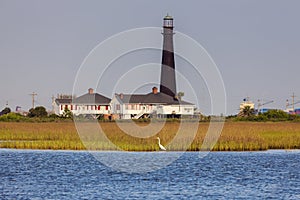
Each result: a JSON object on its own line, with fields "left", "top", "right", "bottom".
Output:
{"left": 0, "top": 150, "right": 299, "bottom": 199}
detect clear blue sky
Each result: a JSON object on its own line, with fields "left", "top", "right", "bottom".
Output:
{"left": 0, "top": 0, "right": 299, "bottom": 115}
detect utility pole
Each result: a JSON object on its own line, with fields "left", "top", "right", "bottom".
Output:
{"left": 286, "top": 99, "right": 289, "bottom": 110}
{"left": 291, "top": 92, "right": 296, "bottom": 111}
{"left": 29, "top": 92, "right": 37, "bottom": 109}
{"left": 51, "top": 95, "right": 55, "bottom": 113}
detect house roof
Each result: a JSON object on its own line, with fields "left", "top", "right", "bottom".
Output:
{"left": 73, "top": 93, "right": 111, "bottom": 105}
{"left": 116, "top": 92, "right": 194, "bottom": 105}
{"left": 55, "top": 93, "right": 111, "bottom": 105}
{"left": 55, "top": 98, "right": 72, "bottom": 104}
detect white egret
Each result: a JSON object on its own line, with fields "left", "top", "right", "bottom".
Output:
{"left": 156, "top": 137, "right": 166, "bottom": 151}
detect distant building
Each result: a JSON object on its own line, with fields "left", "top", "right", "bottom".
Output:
{"left": 54, "top": 88, "right": 111, "bottom": 116}
{"left": 284, "top": 108, "right": 300, "bottom": 115}
{"left": 257, "top": 108, "right": 271, "bottom": 114}
{"left": 239, "top": 98, "right": 255, "bottom": 113}
{"left": 111, "top": 87, "right": 195, "bottom": 119}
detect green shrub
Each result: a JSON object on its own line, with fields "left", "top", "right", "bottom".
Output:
{"left": 0, "top": 113, "right": 27, "bottom": 122}
{"left": 262, "top": 109, "right": 289, "bottom": 121}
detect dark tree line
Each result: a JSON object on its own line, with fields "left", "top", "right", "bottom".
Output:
{"left": 27, "top": 106, "right": 48, "bottom": 118}
{"left": 236, "top": 106, "right": 299, "bottom": 121}
{"left": 0, "top": 107, "right": 11, "bottom": 116}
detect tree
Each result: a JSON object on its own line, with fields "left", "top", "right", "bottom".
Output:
{"left": 239, "top": 106, "right": 255, "bottom": 117}
{"left": 28, "top": 106, "right": 48, "bottom": 118}
{"left": 0, "top": 107, "right": 11, "bottom": 116}
{"left": 263, "top": 109, "right": 289, "bottom": 121}
{"left": 61, "top": 108, "right": 73, "bottom": 119}
{"left": 177, "top": 92, "right": 184, "bottom": 100}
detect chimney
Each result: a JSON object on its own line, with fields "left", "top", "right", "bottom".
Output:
{"left": 152, "top": 87, "right": 158, "bottom": 94}
{"left": 88, "top": 88, "right": 94, "bottom": 94}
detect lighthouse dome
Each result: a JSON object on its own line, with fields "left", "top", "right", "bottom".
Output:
{"left": 164, "top": 14, "right": 173, "bottom": 20}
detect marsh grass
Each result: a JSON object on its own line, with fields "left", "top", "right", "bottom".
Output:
{"left": 0, "top": 122, "right": 300, "bottom": 151}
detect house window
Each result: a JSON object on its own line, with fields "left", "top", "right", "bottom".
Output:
{"left": 105, "top": 105, "right": 109, "bottom": 110}
{"left": 65, "top": 105, "right": 68, "bottom": 110}
{"left": 70, "top": 105, "right": 73, "bottom": 110}
{"left": 98, "top": 105, "right": 101, "bottom": 110}
{"left": 116, "top": 104, "right": 120, "bottom": 110}
{"left": 61, "top": 105, "right": 63, "bottom": 110}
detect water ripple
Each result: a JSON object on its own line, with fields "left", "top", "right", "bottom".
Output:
{"left": 0, "top": 150, "right": 299, "bottom": 199}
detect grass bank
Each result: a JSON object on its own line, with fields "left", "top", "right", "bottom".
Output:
{"left": 0, "top": 122, "right": 300, "bottom": 151}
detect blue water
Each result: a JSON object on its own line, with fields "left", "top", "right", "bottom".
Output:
{"left": 0, "top": 150, "right": 299, "bottom": 199}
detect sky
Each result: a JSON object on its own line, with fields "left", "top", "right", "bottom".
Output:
{"left": 0, "top": 0, "right": 299, "bottom": 115}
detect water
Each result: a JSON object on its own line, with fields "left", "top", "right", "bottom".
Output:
{"left": 0, "top": 150, "right": 299, "bottom": 199}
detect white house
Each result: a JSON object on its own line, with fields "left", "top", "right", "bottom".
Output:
{"left": 54, "top": 88, "right": 111, "bottom": 117}
{"left": 111, "top": 87, "right": 195, "bottom": 119}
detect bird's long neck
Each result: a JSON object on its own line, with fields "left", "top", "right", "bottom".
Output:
{"left": 158, "top": 138, "right": 161, "bottom": 145}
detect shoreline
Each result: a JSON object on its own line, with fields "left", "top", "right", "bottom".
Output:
{"left": 0, "top": 148, "right": 299, "bottom": 152}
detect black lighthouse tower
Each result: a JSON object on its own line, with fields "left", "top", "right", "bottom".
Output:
{"left": 160, "top": 14, "right": 177, "bottom": 98}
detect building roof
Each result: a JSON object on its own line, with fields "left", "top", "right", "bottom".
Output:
{"left": 115, "top": 92, "right": 194, "bottom": 105}
{"left": 73, "top": 93, "right": 111, "bottom": 105}
{"left": 55, "top": 93, "right": 111, "bottom": 105}
{"left": 55, "top": 98, "right": 72, "bottom": 104}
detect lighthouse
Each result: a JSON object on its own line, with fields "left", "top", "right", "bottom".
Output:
{"left": 160, "top": 14, "right": 177, "bottom": 98}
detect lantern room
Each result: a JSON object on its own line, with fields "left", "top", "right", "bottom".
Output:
{"left": 163, "top": 14, "right": 174, "bottom": 28}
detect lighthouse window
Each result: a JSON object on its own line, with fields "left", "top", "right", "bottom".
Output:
{"left": 164, "top": 20, "right": 173, "bottom": 27}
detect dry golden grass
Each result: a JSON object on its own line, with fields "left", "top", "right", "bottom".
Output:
{"left": 0, "top": 121, "right": 300, "bottom": 151}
